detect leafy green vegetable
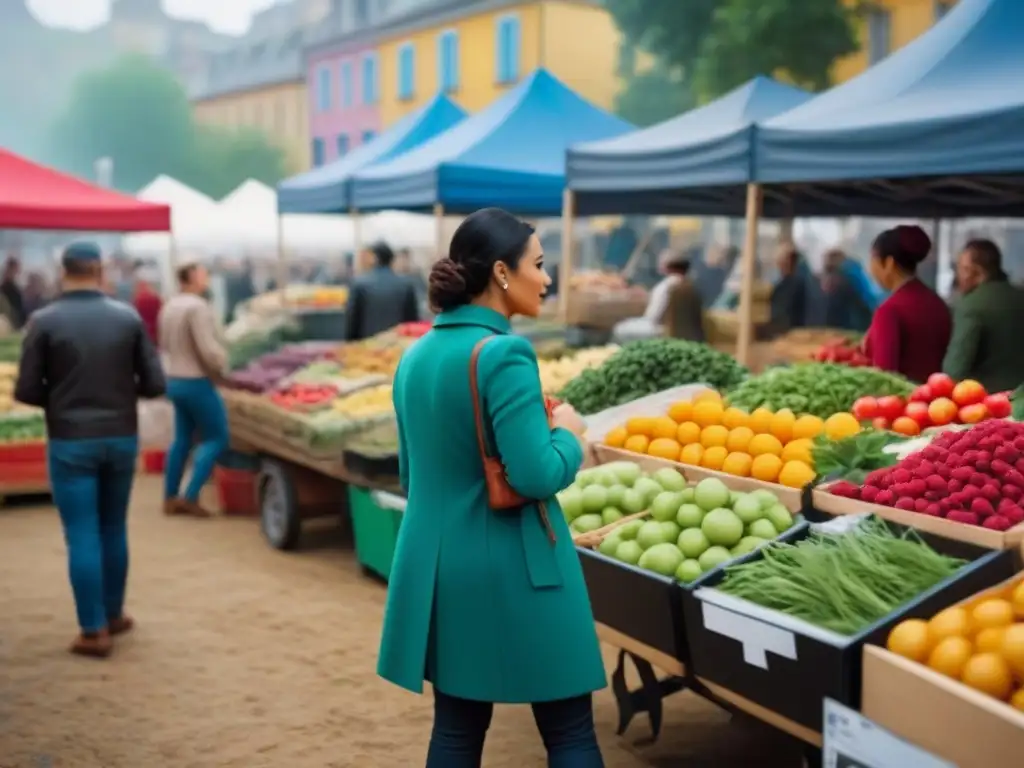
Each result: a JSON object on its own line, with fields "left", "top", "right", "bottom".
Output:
{"left": 716, "top": 516, "right": 966, "bottom": 635}
{"left": 558, "top": 339, "right": 748, "bottom": 415}
{"left": 811, "top": 430, "right": 906, "bottom": 483}
{"left": 725, "top": 363, "right": 914, "bottom": 418}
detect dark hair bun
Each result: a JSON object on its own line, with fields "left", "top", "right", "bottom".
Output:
{"left": 428, "top": 258, "right": 469, "bottom": 312}
{"left": 897, "top": 225, "right": 931, "bottom": 264}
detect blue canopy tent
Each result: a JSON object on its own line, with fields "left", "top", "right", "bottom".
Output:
{"left": 566, "top": 76, "right": 810, "bottom": 216}
{"left": 277, "top": 94, "right": 466, "bottom": 214}
{"left": 756, "top": 0, "right": 1024, "bottom": 218}
{"left": 350, "top": 69, "right": 633, "bottom": 216}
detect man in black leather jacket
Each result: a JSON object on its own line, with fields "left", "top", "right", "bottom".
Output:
{"left": 344, "top": 242, "right": 420, "bottom": 341}
{"left": 15, "top": 242, "right": 166, "bottom": 658}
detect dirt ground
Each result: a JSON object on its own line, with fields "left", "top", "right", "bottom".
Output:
{"left": 0, "top": 477, "right": 803, "bottom": 768}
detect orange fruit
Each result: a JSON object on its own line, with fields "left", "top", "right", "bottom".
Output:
{"left": 693, "top": 389, "right": 722, "bottom": 404}
{"left": 974, "top": 626, "right": 1008, "bottom": 654}
{"left": 679, "top": 443, "right": 705, "bottom": 466}
{"left": 692, "top": 400, "right": 724, "bottom": 428}
{"left": 747, "top": 407, "right": 773, "bottom": 434}
{"left": 824, "top": 412, "right": 862, "bottom": 441}
{"left": 700, "top": 425, "right": 729, "bottom": 449}
{"left": 604, "top": 426, "right": 628, "bottom": 448}
{"left": 971, "top": 599, "right": 1015, "bottom": 632}
{"left": 623, "top": 434, "right": 650, "bottom": 454}
{"left": 701, "top": 446, "right": 728, "bottom": 471}
{"left": 721, "top": 407, "right": 749, "bottom": 430}
{"left": 667, "top": 400, "right": 693, "bottom": 423}
{"left": 750, "top": 454, "right": 783, "bottom": 483}
{"left": 927, "top": 636, "right": 972, "bottom": 679}
{"left": 676, "top": 421, "right": 702, "bottom": 445}
{"left": 726, "top": 426, "right": 755, "bottom": 453}
{"left": 887, "top": 619, "right": 932, "bottom": 663}
{"left": 648, "top": 438, "right": 682, "bottom": 461}
{"left": 781, "top": 437, "right": 813, "bottom": 465}
{"left": 626, "top": 417, "right": 655, "bottom": 436}
{"left": 769, "top": 409, "right": 796, "bottom": 443}
{"left": 1010, "top": 581, "right": 1024, "bottom": 620}
{"left": 778, "top": 460, "right": 816, "bottom": 489}
{"left": 722, "top": 452, "right": 753, "bottom": 478}
{"left": 1011, "top": 688, "right": 1024, "bottom": 712}
{"left": 961, "top": 653, "right": 1014, "bottom": 701}
{"left": 928, "top": 606, "right": 972, "bottom": 644}
{"left": 651, "top": 416, "right": 681, "bottom": 440}
{"left": 748, "top": 433, "right": 784, "bottom": 458}
{"left": 1000, "top": 624, "right": 1024, "bottom": 678}
{"left": 792, "top": 415, "right": 825, "bottom": 440}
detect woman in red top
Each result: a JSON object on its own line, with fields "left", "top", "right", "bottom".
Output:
{"left": 864, "top": 225, "right": 952, "bottom": 382}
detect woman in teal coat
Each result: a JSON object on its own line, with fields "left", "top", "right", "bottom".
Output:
{"left": 378, "top": 208, "right": 606, "bottom": 766}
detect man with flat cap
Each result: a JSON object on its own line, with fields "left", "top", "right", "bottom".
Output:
{"left": 15, "top": 242, "right": 166, "bottom": 658}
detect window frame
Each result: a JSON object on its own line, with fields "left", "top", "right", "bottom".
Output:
{"left": 316, "top": 65, "right": 332, "bottom": 112}
{"left": 312, "top": 137, "right": 326, "bottom": 167}
{"left": 340, "top": 60, "right": 354, "bottom": 107}
{"left": 494, "top": 13, "right": 521, "bottom": 85}
{"left": 397, "top": 41, "right": 416, "bottom": 101}
{"left": 362, "top": 51, "right": 380, "bottom": 105}
{"left": 866, "top": 9, "right": 891, "bottom": 66}
{"left": 337, "top": 133, "right": 350, "bottom": 157}
{"left": 437, "top": 28, "right": 460, "bottom": 94}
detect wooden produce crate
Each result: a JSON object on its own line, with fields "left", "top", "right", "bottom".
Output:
{"left": 861, "top": 571, "right": 1024, "bottom": 768}
{"left": 592, "top": 444, "right": 803, "bottom": 512}
{"left": 564, "top": 290, "right": 648, "bottom": 331}
{"left": 812, "top": 481, "right": 1024, "bottom": 551}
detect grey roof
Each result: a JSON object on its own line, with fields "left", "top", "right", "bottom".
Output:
{"left": 190, "top": 28, "right": 308, "bottom": 100}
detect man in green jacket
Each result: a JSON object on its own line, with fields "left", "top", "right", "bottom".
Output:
{"left": 943, "top": 239, "right": 1024, "bottom": 392}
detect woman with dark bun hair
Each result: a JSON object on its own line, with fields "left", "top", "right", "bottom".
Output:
{"left": 378, "top": 208, "right": 606, "bottom": 766}
{"left": 864, "top": 224, "right": 952, "bottom": 382}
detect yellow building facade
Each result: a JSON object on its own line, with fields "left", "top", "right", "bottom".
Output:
{"left": 192, "top": 81, "right": 311, "bottom": 173}
{"left": 377, "top": 0, "right": 622, "bottom": 127}
{"left": 833, "top": 0, "right": 957, "bottom": 83}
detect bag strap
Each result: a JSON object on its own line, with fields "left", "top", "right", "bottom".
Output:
{"left": 469, "top": 336, "right": 496, "bottom": 461}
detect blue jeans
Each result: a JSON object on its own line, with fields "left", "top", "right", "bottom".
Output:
{"left": 165, "top": 378, "right": 229, "bottom": 503}
{"left": 426, "top": 690, "right": 603, "bottom": 768}
{"left": 48, "top": 437, "right": 138, "bottom": 633}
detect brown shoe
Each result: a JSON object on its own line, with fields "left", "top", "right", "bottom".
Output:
{"left": 108, "top": 615, "right": 135, "bottom": 636}
{"left": 70, "top": 630, "right": 112, "bottom": 659}
{"left": 179, "top": 499, "right": 214, "bottom": 519}
{"left": 164, "top": 498, "right": 186, "bottom": 516}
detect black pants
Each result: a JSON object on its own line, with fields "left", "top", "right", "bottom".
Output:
{"left": 426, "top": 689, "right": 604, "bottom": 767}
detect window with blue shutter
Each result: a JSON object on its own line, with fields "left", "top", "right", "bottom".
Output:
{"left": 337, "top": 134, "right": 350, "bottom": 156}
{"left": 437, "top": 30, "right": 459, "bottom": 93}
{"left": 362, "top": 130, "right": 376, "bottom": 144}
{"left": 341, "top": 61, "right": 353, "bottom": 107}
{"left": 495, "top": 15, "right": 520, "bottom": 84}
{"left": 316, "top": 66, "right": 332, "bottom": 111}
{"left": 398, "top": 43, "right": 415, "bottom": 100}
{"left": 312, "top": 138, "right": 326, "bottom": 167}
{"left": 362, "top": 52, "right": 379, "bottom": 105}
{"left": 867, "top": 10, "right": 891, "bottom": 65}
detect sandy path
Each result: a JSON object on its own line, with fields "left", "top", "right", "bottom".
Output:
{"left": 0, "top": 477, "right": 800, "bottom": 767}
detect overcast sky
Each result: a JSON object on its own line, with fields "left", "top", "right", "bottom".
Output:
{"left": 29, "top": 0, "right": 280, "bottom": 35}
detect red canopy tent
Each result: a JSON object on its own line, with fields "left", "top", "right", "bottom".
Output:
{"left": 0, "top": 148, "right": 170, "bottom": 232}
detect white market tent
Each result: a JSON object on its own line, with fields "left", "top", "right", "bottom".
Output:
{"left": 122, "top": 175, "right": 224, "bottom": 253}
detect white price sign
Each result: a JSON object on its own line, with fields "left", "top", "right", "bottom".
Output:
{"left": 822, "top": 699, "right": 955, "bottom": 768}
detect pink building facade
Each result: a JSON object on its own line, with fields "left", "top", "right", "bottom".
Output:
{"left": 307, "top": 42, "right": 382, "bottom": 167}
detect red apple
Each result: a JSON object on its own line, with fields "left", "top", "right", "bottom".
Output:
{"left": 984, "top": 392, "right": 1012, "bottom": 419}
{"left": 852, "top": 397, "right": 879, "bottom": 421}
{"left": 926, "top": 373, "right": 955, "bottom": 399}
{"left": 905, "top": 401, "right": 931, "bottom": 428}
{"left": 909, "top": 385, "right": 933, "bottom": 403}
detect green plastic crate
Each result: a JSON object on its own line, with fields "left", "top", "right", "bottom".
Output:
{"left": 349, "top": 486, "right": 405, "bottom": 581}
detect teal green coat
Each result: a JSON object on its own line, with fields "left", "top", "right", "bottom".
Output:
{"left": 377, "top": 305, "right": 606, "bottom": 704}
{"left": 943, "top": 279, "right": 1024, "bottom": 393}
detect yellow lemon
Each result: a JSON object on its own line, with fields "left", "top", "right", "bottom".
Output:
{"left": 769, "top": 409, "right": 796, "bottom": 444}
{"left": 648, "top": 438, "right": 682, "bottom": 462}
{"left": 748, "top": 433, "right": 783, "bottom": 458}
{"left": 651, "top": 416, "right": 680, "bottom": 440}
{"left": 721, "top": 407, "right": 749, "bottom": 430}
{"left": 626, "top": 417, "right": 655, "bottom": 436}
{"left": 693, "top": 389, "right": 722, "bottom": 404}
{"left": 624, "top": 434, "right": 650, "bottom": 454}
{"left": 751, "top": 454, "right": 783, "bottom": 483}
{"left": 722, "top": 452, "right": 753, "bottom": 477}
{"left": 792, "top": 415, "right": 825, "bottom": 440}
{"left": 679, "top": 443, "right": 705, "bottom": 465}
{"left": 781, "top": 437, "right": 814, "bottom": 465}
{"left": 667, "top": 400, "right": 693, "bottom": 423}
{"left": 692, "top": 400, "right": 725, "bottom": 428}
{"left": 725, "top": 426, "right": 755, "bottom": 453}
{"left": 604, "top": 426, "right": 628, "bottom": 448}
{"left": 700, "top": 425, "right": 729, "bottom": 449}
{"left": 747, "top": 407, "right": 774, "bottom": 434}
{"left": 701, "top": 446, "right": 728, "bottom": 471}
{"left": 676, "top": 421, "right": 702, "bottom": 445}
{"left": 824, "top": 412, "right": 862, "bottom": 441}
{"left": 778, "top": 460, "right": 816, "bottom": 489}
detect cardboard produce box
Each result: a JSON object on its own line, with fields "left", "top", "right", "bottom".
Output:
{"left": 812, "top": 481, "right": 1024, "bottom": 551}
{"left": 862, "top": 572, "right": 1024, "bottom": 768}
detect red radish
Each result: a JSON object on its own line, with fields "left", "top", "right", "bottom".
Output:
{"left": 1001, "top": 505, "right": 1024, "bottom": 525}
{"left": 971, "top": 498, "right": 995, "bottom": 518}
{"left": 894, "top": 498, "right": 916, "bottom": 511}
{"left": 914, "top": 498, "right": 930, "bottom": 513}
{"left": 828, "top": 481, "right": 860, "bottom": 498}
{"left": 947, "top": 510, "right": 980, "bottom": 526}
{"left": 923, "top": 503, "right": 942, "bottom": 517}
{"left": 874, "top": 490, "right": 895, "bottom": 506}
{"left": 982, "top": 515, "right": 1012, "bottom": 531}
{"left": 1005, "top": 486, "right": 1023, "bottom": 501}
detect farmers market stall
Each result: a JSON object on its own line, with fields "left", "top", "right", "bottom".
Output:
{"left": 0, "top": 336, "right": 49, "bottom": 502}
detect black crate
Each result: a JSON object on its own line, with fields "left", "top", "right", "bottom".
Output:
{"left": 343, "top": 450, "right": 399, "bottom": 480}
{"left": 681, "top": 520, "right": 1017, "bottom": 736}
{"left": 579, "top": 519, "right": 809, "bottom": 666}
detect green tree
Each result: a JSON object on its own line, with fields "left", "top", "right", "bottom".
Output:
{"left": 49, "top": 54, "right": 286, "bottom": 196}
{"left": 615, "top": 62, "right": 695, "bottom": 127}
{"left": 605, "top": 0, "right": 860, "bottom": 100}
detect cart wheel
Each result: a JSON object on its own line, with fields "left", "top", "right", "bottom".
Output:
{"left": 259, "top": 458, "right": 302, "bottom": 550}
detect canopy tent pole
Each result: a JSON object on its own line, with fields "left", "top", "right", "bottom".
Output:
{"left": 351, "top": 209, "right": 363, "bottom": 274}
{"left": 434, "top": 203, "right": 445, "bottom": 259}
{"left": 276, "top": 213, "right": 288, "bottom": 307}
{"left": 736, "top": 183, "right": 763, "bottom": 367}
{"left": 559, "top": 189, "right": 575, "bottom": 322}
